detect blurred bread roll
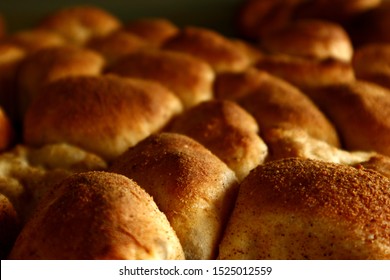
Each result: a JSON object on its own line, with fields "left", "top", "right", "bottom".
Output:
{"left": 37, "top": 5, "right": 121, "bottom": 46}
{"left": 306, "top": 81, "right": 390, "bottom": 156}
{"left": 17, "top": 46, "right": 105, "bottom": 119}
{"left": 163, "top": 26, "right": 251, "bottom": 73}
{"left": 260, "top": 19, "right": 353, "bottom": 62}
{"left": 255, "top": 54, "right": 355, "bottom": 90}
{"left": 235, "top": 0, "right": 302, "bottom": 40}
{"left": 123, "top": 18, "right": 179, "bottom": 47}
{"left": 8, "top": 171, "right": 185, "bottom": 260}
{"left": 294, "top": 0, "right": 382, "bottom": 23}
{"left": 109, "top": 133, "right": 239, "bottom": 260}
{"left": 167, "top": 100, "right": 268, "bottom": 181}
{"left": 218, "top": 158, "right": 390, "bottom": 259}
{"left": 3, "top": 29, "right": 66, "bottom": 54}
{"left": 0, "top": 44, "right": 26, "bottom": 123}
{"left": 107, "top": 49, "right": 215, "bottom": 109}
{"left": 352, "top": 43, "right": 390, "bottom": 89}
{"left": 0, "top": 193, "right": 19, "bottom": 259}
{"left": 23, "top": 75, "right": 183, "bottom": 161}
{"left": 87, "top": 30, "right": 149, "bottom": 65}
{"left": 0, "top": 107, "right": 14, "bottom": 151}
{"left": 214, "top": 68, "right": 340, "bottom": 147}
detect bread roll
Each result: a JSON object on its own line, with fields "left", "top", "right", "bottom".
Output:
{"left": 23, "top": 75, "right": 183, "bottom": 161}
{"left": 218, "top": 158, "right": 390, "bottom": 259}
{"left": 163, "top": 26, "right": 251, "bottom": 73}
{"left": 352, "top": 43, "right": 390, "bottom": 89}
{"left": 261, "top": 19, "right": 353, "bottom": 62}
{"left": 107, "top": 49, "right": 214, "bottom": 109}
{"left": 17, "top": 46, "right": 105, "bottom": 119}
{"left": 255, "top": 54, "right": 355, "bottom": 90}
{"left": 0, "top": 44, "right": 26, "bottom": 123}
{"left": 37, "top": 5, "right": 121, "bottom": 45}
{"left": 306, "top": 81, "right": 390, "bottom": 156}
{"left": 87, "top": 30, "right": 149, "bottom": 65}
{"left": 348, "top": 1, "right": 390, "bottom": 46}
{"left": 294, "top": 0, "right": 382, "bottom": 23}
{"left": 214, "top": 68, "right": 340, "bottom": 147}
{"left": 3, "top": 29, "right": 66, "bottom": 54}
{"left": 123, "top": 18, "right": 179, "bottom": 47}
{"left": 0, "top": 193, "right": 19, "bottom": 259}
{"left": 0, "top": 107, "right": 14, "bottom": 151}
{"left": 167, "top": 100, "right": 268, "bottom": 181}
{"left": 235, "top": 0, "right": 302, "bottom": 40}
{"left": 8, "top": 171, "right": 185, "bottom": 260}
{"left": 109, "top": 132, "right": 239, "bottom": 260}
{"left": 0, "top": 143, "right": 107, "bottom": 223}
{"left": 263, "top": 127, "right": 376, "bottom": 165}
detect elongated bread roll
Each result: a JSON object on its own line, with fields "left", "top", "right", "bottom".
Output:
{"left": 8, "top": 171, "right": 185, "bottom": 259}
{"left": 218, "top": 158, "right": 390, "bottom": 259}
{"left": 109, "top": 132, "right": 239, "bottom": 260}
{"left": 168, "top": 100, "right": 268, "bottom": 181}
{"left": 37, "top": 5, "right": 121, "bottom": 45}
{"left": 214, "top": 68, "right": 340, "bottom": 147}
{"left": 306, "top": 80, "right": 390, "bottom": 156}
{"left": 23, "top": 75, "right": 183, "bottom": 161}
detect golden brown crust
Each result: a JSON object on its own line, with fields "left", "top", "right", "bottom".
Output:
{"left": 261, "top": 19, "right": 354, "bottom": 62}
{"left": 8, "top": 171, "right": 185, "bottom": 260}
{"left": 163, "top": 26, "right": 251, "bottom": 73}
{"left": 214, "top": 68, "right": 341, "bottom": 147}
{"left": 37, "top": 5, "right": 121, "bottom": 45}
{"left": 235, "top": 0, "right": 302, "bottom": 40}
{"left": 107, "top": 49, "right": 215, "bottom": 109}
{"left": 306, "top": 81, "right": 390, "bottom": 156}
{"left": 0, "top": 193, "right": 20, "bottom": 259}
{"left": 87, "top": 30, "right": 149, "bottom": 65}
{"left": 17, "top": 45, "right": 105, "bottom": 119}
{"left": 167, "top": 100, "right": 268, "bottom": 181}
{"left": 352, "top": 43, "right": 390, "bottom": 89}
{"left": 218, "top": 158, "right": 390, "bottom": 259}
{"left": 123, "top": 18, "right": 179, "bottom": 47}
{"left": 3, "top": 29, "right": 66, "bottom": 53}
{"left": 23, "top": 75, "right": 183, "bottom": 161}
{"left": 109, "top": 132, "right": 239, "bottom": 260}
{"left": 255, "top": 54, "right": 355, "bottom": 90}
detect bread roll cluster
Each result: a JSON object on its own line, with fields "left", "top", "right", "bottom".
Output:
{"left": 1, "top": 1, "right": 390, "bottom": 259}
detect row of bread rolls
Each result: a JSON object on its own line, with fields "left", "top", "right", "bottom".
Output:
{"left": 0, "top": 2, "right": 390, "bottom": 259}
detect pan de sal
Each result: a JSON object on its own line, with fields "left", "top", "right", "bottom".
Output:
{"left": 109, "top": 132, "right": 239, "bottom": 260}
{"left": 260, "top": 19, "right": 354, "bottom": 62}
{"left": 167, "top": 100, "right": 268, "bottom": 181}
{"left": 255, "top": 54, "right": 355, "bottom": 90}
{"left": 306, "top": 80, "right": 390, "bottom": 156}
{"left": 218, "top": 158, "right": 390, "bottom": 260}
{"left": 37, "top": 5, "right": 121, "bottom": 46}
{"left": 352, "top": 43, "right": 390, "bottom": 90}
{"left": 107, "top": 49, "right": 215, "bottom": 109}
{"left": 87, "top": 30, "right": 149, "bottom": 65}
{"left": 8, "top": 171, "right": 185, "bottom": 260}
{"left": 23, "top": 75, "right": 183, "bottom": 161}
{"left": 0, "top": 193, "right": 20, "bottom": 259}
{"left": 214, "top": 68, "right": 340, "bottom": 147}
{"left": 123, "top": 18, "right": 179, "bottom": 47}
{"left": 3, "top": 29, "right": 66, "bottom": 54}
{"left": 163, "top": 26, "right": 251, "bottom": 73}
{"left": 17, "top": 46, "right": 105, "bottom": 119}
